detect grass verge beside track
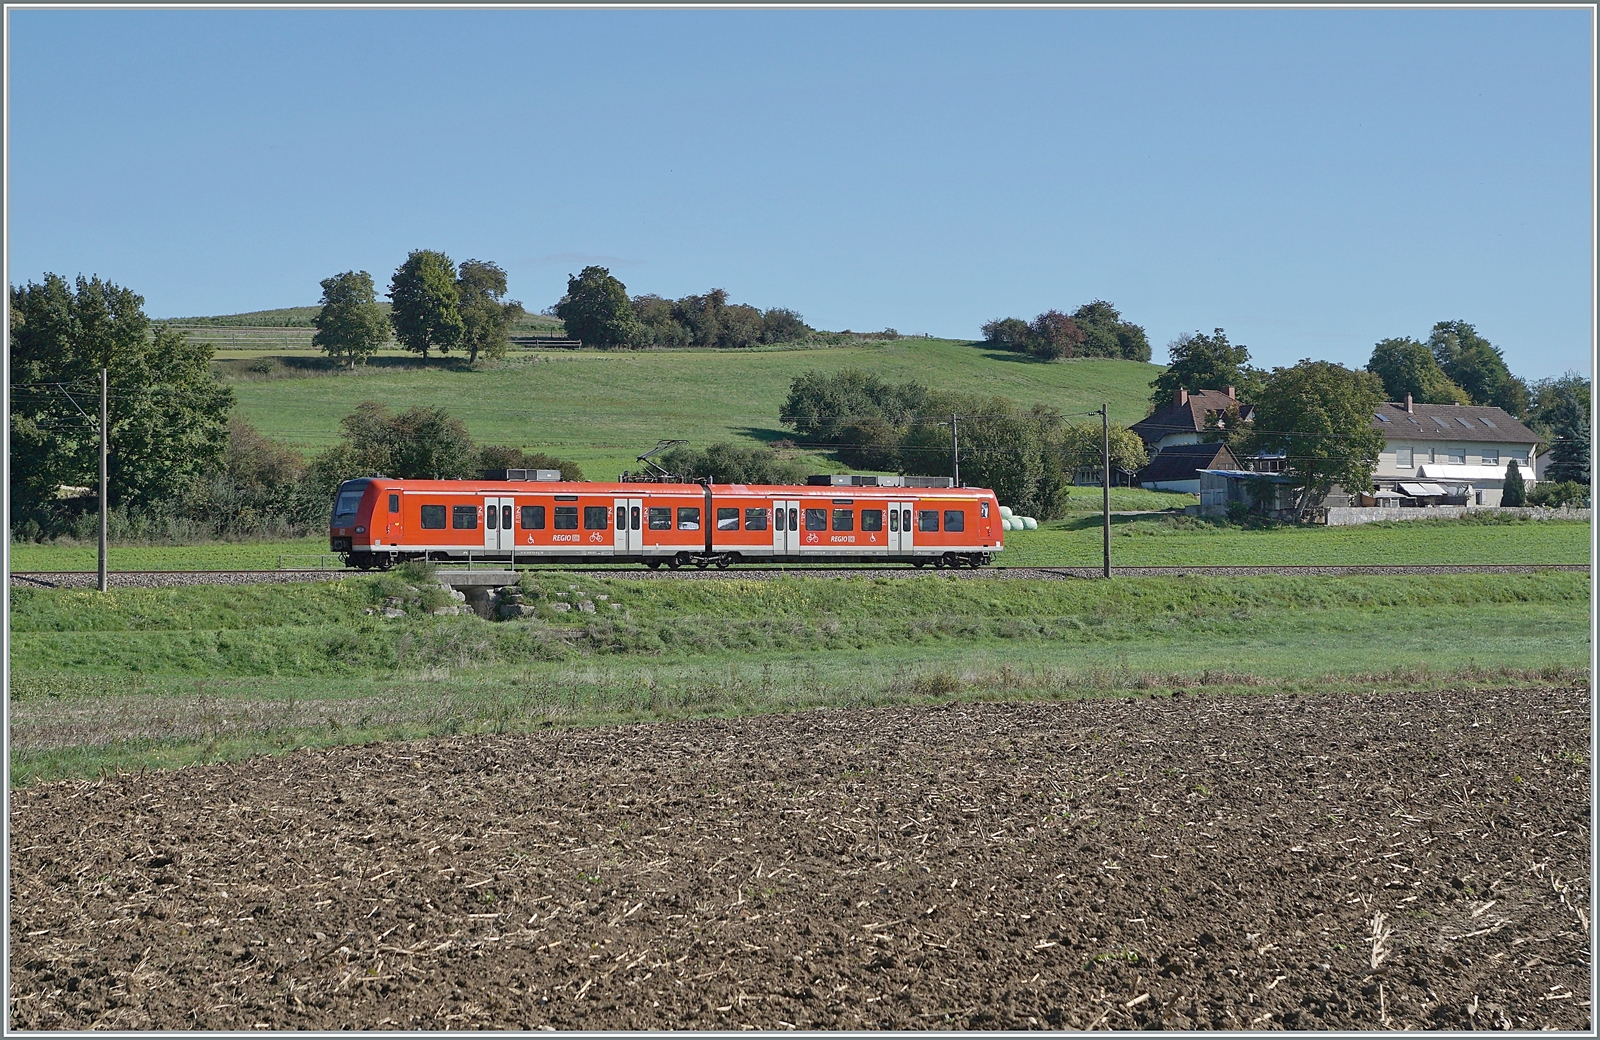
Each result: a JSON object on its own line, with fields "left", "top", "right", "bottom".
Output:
{"left": 8, "top": 514, "right": 1591, "bottom": 571}
{"left": 9, "top": 571, "right": 1588, "bottom": 784}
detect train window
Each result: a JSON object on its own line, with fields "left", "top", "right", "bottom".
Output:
{"left": 486, "top": 506, "right": 498, "bottom": 530}
{"left": 616, "top": 506, "right": 627, "bottom": 530}
{"left": 502, "top": 505, "right": 512, "bottom": 530}
{"left": 861, "top": 509, "right": 883, "bottom": 532}
{"left": 775, "top": 508, "right": 786, "bottom": 531}
{"left": 944, "top": 510, "right": 965, "bottom": 533}
{"left": 388, "top": 494, "right": 400, "bottom": 514}
{"left": 334, "top": 489, "right": 364, "bottom": 517}
{"left": 420, "top": 505, "right": 446, "bottom": 529}
{"left": 979, "top": 501, "right": 990, "bottom": 518}
{"left": 888, "top": 509, "right": 899, "bottom": 532}
{"left": 717, "top": 507, "right": 740, "bottom": 531}
{"left": 453, "top": 505, "right": 478, "bottom": 530}
{"left": 745, "top": 507, "right": 768, "bottom": 531}
{"left": 901, "top": 509, "right": 911, "bottom": 532}
{"left": 584, "top": 505, "right": 609, "bottom": 530}
{"left": 832, "top": 508, "right": 854, "bottom": 531}
{"left": 631, "top": 506, "right": 641, "bottom": 531}
{"left": 521, "top": 505, "right": 546, "bottom": 530}
{"left": 917, "top": 510, "right": 939, "bottom": 532}
{"left": 648, "top": 507, "right": 672, "bottom": 530}
{"left": 790, "top": 508, "right": 798, "bottom": 530}
{"left": 677, "top": 507, "right": 701, "bottom": 530}
{"left": 554, "top": 506, "right": 579, "bottom": 530}
{"left": 804, "top": 508, "right": 827, "bottom": 531}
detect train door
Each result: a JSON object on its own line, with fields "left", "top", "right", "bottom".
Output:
{"left": 772, "top": 498, "right": 800, "bottom": 556}
{"left": 613, "top": 497, "right": 642, "bottom": 555}
{"left": 484, "top": 496, "right": 514, "bottom": 551}
{"left": 887, "top": 500, "right": 913, "bottom": 555}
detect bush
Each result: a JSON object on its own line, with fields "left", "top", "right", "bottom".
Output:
{"left": 1526, "top": 481, "right": 1589, "bottom": 508}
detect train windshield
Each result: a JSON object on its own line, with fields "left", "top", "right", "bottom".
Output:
{"left": 332, "top": 486, "right": 366, "bottom": 519}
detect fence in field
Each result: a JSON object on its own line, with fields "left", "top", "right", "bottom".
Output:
{"left": 168, "top": 325, "right": 318, "bottom": 350}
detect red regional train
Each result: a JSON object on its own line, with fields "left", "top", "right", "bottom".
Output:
{"left": 329, "top": 474, "right": 1004, "bottom": 570}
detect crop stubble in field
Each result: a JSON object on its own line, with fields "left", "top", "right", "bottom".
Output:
{"left": 8, "top": 685, "right": 1590, "bottom": 1030}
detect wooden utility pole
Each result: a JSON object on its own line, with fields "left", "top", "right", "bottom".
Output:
{"left": 99, "top": 367, "right": 108, "bottom": 593}
{"left": 951, "top": 413, "right": 960, "bottom": 486}
{"left": 1100, "top": 403, "right": 1111, "bottom": 579}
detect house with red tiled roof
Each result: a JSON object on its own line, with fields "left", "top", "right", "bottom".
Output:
{"left": 1128, "top": 387, "right": 1259, "bottom": 493}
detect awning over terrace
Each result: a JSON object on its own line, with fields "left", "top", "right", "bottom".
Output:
{"left": 1398, "top": 482, "right": 1449, "bottom": 497}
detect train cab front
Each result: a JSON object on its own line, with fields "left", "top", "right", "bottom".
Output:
{"left": 329, "top": 478, "right": 373, "bottom": 555}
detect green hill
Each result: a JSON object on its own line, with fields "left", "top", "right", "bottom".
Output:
{"left": 223, "top": 339, "right": 1162, "bottom": 479}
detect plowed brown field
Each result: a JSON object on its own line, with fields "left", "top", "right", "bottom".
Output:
{"left": 9, "top": 685, "right": 1591, "bottom": 1031}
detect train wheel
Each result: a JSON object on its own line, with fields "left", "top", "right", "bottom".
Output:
{"left": 913, "top": 559, "right": 926, "bottom": 569}
{"left": 715, "top": 554, "right": 732, "bottom": 570}
{"left": 669, "top": 552, "right": 689, "bottom": 570}
{"left": 646, "top": 560, "right": 662, "bottom": 570}
{"left": 695, "top": 557, "right": 710, "bottom": 570}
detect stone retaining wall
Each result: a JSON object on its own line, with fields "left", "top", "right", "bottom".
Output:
{"left": 1324, "top": 505, "right": 1591, "bottom": 527}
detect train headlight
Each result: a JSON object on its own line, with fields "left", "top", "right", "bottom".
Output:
{"left": 355, "top": 526, "right": 366, "bottom": 533}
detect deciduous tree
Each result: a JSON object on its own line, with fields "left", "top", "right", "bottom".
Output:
{"left": 388, "top": 249, "right": 464, "bottom": 359}
{"left": 554, "top": 266, "right": 641, "bottom": 349}
{"left": 312, "top": 270, "right": 389, "bottom": 368}
{"left": 9, "top": 273, "right": 232, "bottom": 529}
{"left": 1365, "top": 337, "right": 1469, "bottom": 404}
{"left": 456, "top": 259, "right": 524, "bottom": 364}
{"left": 1428, "top": 320, "right": 1528, "bottom": 417}
{"left": 1149, "top": 328, "right": 1262, "bottom": 408}
{"left": 1246, "top": 360, "right": 1386, "bottom": 518}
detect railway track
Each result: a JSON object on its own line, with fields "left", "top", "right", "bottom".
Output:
{"left": 10, "top": 563, "right": 1590, "bottom": 589}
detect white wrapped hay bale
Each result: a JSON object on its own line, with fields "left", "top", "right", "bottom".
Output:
{"left": 1022, "top": 517, "right": 1038, "bottom": 530}
{"left": 998, "top": 506, "right": 1014, "bottom": 519}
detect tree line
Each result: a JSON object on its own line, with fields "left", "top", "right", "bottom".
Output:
{"left": 980, "top": 300, "right": 1152, "bottom": 362}
{"left": 312, "top": 250, "right": 524, "bottom": 366}
{"left": 777, "top": 370, "right": 1148, "bottom": 519}
{"left": 554, "top": 266, "right": 814, "bottom": 350}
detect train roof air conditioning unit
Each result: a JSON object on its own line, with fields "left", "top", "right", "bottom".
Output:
{"left": 484, "top": 468, "right": 562, "bottom": 482}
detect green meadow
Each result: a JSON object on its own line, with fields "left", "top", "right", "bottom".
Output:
{"left": 219, "top": 340, "right": 1161, "bottom": 479}
{"left": 10, "top": 570, "right": 1589, "bottom": 783}
{"left": 9, "top": 514, "right": 1589, "bottom": 571}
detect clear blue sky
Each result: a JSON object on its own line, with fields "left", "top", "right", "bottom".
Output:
{"left": 6, "top": 7, "right": 1593, "bottom": 379}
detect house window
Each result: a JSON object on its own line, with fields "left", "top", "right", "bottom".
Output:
{"left": 1481, "top": 449, "right": 1498, "bottom": 466}
{"left": 1395, "top": 447, "right": 1412, "bottom": 468}
{"left": 1447, "top": 447, "right": 1465, "bottom": 464}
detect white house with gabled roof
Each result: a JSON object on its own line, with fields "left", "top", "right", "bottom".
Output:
{"left": 1369, "top": 395, "right": 1539, "bottom": 506}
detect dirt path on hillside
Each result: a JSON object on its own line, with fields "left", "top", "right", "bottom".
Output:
{"left": 9, "top": 686, "right": 1590, "bottom": 1030}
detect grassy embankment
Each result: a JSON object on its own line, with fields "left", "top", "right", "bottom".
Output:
{"left": 10, "top": 511, "right": 1591, "bottom": 571}
{"left": 10, "top": 570, "right": 1589, "bottom": 784}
